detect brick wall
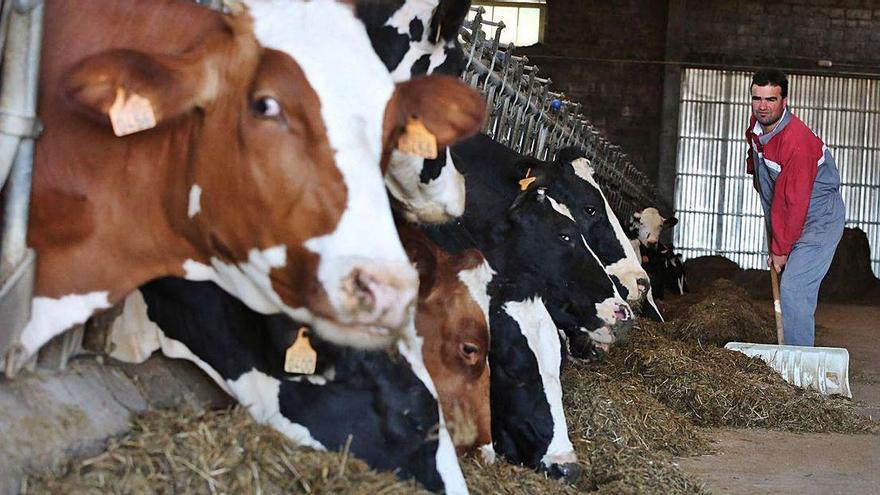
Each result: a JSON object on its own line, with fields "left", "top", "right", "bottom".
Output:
{"left": 519, "top": 0, "right": 880, "bottom": 203}
{"left": 518, "top": 0, "right": 668, "bottom": 185}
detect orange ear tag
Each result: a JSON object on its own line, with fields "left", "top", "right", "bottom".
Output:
{"left": 518, "top": 168, "right": 536, "bottom": 191}
{"left": 397, "top": 117, "right": 438, "bottom": 159}
{"left": 284, "top": 327, "right": 317, "bottom": 375}
{"left": 108, "top": 87, "right": 157, "bottom": 137}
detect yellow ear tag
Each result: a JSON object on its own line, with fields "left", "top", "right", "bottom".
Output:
{"left": 398, "top": 117, "right": 438, "bottom": 159}
{"left": 284, "top": 327, "right": 317, "bottom": 375}
{"left": 108, "top": 87, "right": 157, "bottom": 137}
{"left": 518, "top": 168, "right": 536, "bottom": 191}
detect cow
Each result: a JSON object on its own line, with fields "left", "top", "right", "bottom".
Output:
{"left": 629, "top": 207, "right": 679, "bottom": 250}
{"left": 20, "top": 0, "right": 486, "bottom": 363}
{"left": 640, "top": 242, "right": 688, "bottom": 300}
{"left": 356, "top": 0, "right": 473, "bottom": 224}
{"left": 423, "top": 184, "right": 630, "bottom": 480}
{"left": 106, "top": 219, "right": 494, "bottom": 492}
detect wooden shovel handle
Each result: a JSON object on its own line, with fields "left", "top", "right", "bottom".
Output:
{"left": 770, "top": 267, "right": 784, "bottom": 345}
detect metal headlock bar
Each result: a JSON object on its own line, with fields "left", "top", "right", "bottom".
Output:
{"left": 459, "top": 6, "right": 658, "bottom": 222}
{"left": 0, "top": 0, "right": 43, "bottom": 378}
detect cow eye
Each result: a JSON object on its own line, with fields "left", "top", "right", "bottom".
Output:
{"left": 252, "top": 96, "right": 281, "bottom": 118}
{"left": 584, "top": 206, "right": 597, "bottom": 216}
{"left": 558, "top": 233, "right": 571, "bottom": 243}
{"left": 459, "top": 342, "right": 483, "bottom": 365}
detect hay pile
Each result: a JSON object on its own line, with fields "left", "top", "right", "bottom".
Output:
{"left": 681, "top": 256, "right": 741, "bottom": 294}
{"left": 23, "top": 273, "right": 875, "bottom": 494}
{"left": 25, "top": 407, "right": 425, "bottom": 495}
{"left": 820, "top": 227, "right": 880, "bottom": 304}
{"left": 661, "top": 278, "right": 776, "bottom": 346}
{"left": 599, "top": 322, "right": 876, "bottom": 433}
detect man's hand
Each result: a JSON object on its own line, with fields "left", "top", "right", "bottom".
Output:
{"left": 768, "top": 253, "right": 788, "bottom": 273}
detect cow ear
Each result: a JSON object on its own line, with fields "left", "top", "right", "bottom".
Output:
{"left": 512, "top": 159, "right": 551, "bottom": 191}
{"left": 385, "top": 74, "right": 487, "bottom": 153}
{"left": 430, "top": 0, "right": 470, "bottom": 43}
{"left": 63, "top": 13, "right": 254, "bottom": 134}
{"left": 665, "top": 216, "right": 679, "bottom": 227}
{"left": 64, "top": 48, "right": 219, "bottom": 134}
{"left": 404, "top": 241, "right": 438, "bottom": 298}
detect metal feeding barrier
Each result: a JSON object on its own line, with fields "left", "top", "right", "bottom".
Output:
{"left": 459, "top": 6, "right": 657, "bottom": 222}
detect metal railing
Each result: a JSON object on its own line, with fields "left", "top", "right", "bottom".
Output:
{"left": 460, "top": 7, "right": 658, "bottom": 221}
{"left": 0, "top": 0, "right": 44, "bottom": 377}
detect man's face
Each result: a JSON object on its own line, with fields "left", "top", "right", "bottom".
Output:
{"left": 751, "top": 84, "right": 787, "bottom": 130}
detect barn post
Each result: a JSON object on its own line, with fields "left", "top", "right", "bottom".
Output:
{"left": 0, "top": 0, "right": 43, "bottom": 377}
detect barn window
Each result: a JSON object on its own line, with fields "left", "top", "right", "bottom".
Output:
{"left": 469, "top": 0, "right": 546, "bottom": 46}
{"left": 674, "top": 68, "right": 880, "bottom": 277}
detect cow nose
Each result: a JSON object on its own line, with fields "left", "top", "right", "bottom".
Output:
{"left": 341, "top": 265, "right": 417, "bottom": 329}
{"left": 546, "top": 462, "right": 583, "bottom": 482}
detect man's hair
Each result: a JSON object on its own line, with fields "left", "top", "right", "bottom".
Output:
{"left": 752, "top": 69, "right": 788, "bottom": 98}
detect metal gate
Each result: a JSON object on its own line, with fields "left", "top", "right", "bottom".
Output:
{"left": 674, "top": 68, "right": 880, "bottom": 277}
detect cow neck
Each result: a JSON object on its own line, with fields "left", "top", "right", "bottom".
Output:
{"left": 31, "top": 120, "right": 210, "bottom": 302}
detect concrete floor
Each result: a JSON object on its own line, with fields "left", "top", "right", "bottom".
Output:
{"left": 676, "top": 303, "right": 880, "bottom": 495}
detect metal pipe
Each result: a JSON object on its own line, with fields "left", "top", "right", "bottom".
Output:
{"left": 0, "top": 1, "right": 42, "bottom": 277}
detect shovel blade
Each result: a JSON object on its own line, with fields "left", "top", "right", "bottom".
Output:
{"left": 725, "top": 342, "right": 851, "bottom": 398}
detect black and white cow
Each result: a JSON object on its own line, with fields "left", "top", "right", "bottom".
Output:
{"left": 109, "top": 278, "right": 467, "bottom": 493}
{"left": 357, "top": 0, "right": 473, "bottom": 224}
{"left": 640, "top": 242, "right": 688, "bottom": 300}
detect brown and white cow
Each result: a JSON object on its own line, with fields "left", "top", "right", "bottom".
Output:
{"left": 397, "top": 219, "right": 493, "bottom": 458}
{"left": 20, "top": 0, "right": 485, "bottom": 359}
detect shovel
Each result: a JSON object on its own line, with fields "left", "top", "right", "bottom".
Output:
{"left": 725, "top": 264, "right": 852, "bottom": 398}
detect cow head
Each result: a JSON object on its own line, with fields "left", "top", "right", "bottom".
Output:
{"left": 536, "top": 151, "right": 653, "bottom": 308}
{"left": 487, "top": 292, "right": 581, "bottom": 481}
{"left": 61, "top": 3, "right": 484, "bottom": 350}
{"left": 399, "top": 221, "right": 493, "bottom": 457}
{"left": 631, "top": 207, "right": 678, "bottom": 248}
{"left": 358, "top": 0, "right": 474, "bottom": 224}
{"left": 490, "top": 187, "right": 634, "bottom": 351}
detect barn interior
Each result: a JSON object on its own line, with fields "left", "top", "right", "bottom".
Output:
{"left": 1, "top": 1, "right": 879, "bottom": 494}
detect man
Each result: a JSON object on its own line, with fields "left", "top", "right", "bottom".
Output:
{"left": 745, "top": 69, "right": 845, "bottom": 346}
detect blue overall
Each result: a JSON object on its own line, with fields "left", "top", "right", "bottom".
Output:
{"left": 751, "top": 111, "right": 846, "bottom": 346}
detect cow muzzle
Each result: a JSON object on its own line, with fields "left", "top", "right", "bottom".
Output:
{"left": 338, "top": 264, "right": 418, "bottom": 330}
{"left": 588, "top": 298, "right": 634, "bottom": 351}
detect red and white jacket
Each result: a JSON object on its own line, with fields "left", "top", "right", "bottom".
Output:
{"left": 745, "top": 109, "right": 829, "bottom": 256}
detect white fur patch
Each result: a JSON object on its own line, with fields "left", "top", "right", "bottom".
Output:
{"left": 503, "top": 298, "right": 576, "bottom": 467}
{"left": 187, "top": 184, "right": 202, "bottom": 218}
{"left": 228, "top": 369, "right": 326, "bottom": 449}
{"left": 547, "top": 195, "right": 575, "bottom": 222}
{"left": 457, "top": 259, "right": 494, "bottom": 325}
{"left": 107, "top": 290, "right": 162, "bottom": 363}
{"left": 479, "top": 443, "right": 497, "bottom": 464}
{"left": 385, "top": 148, "right": 465, "bottom": 224}
{"left": 20, "top": 292, "right": 112, "bottom": 356}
